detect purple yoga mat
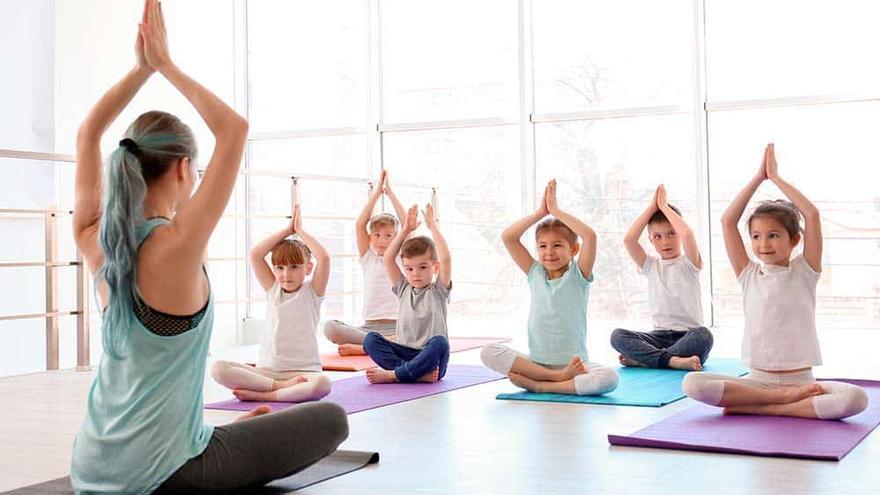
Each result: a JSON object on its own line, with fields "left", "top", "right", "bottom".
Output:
{"left": 608, "top": 379, "right": 880, "bottom": 461}
{"left": 205, "top": 364, "right": 504, "bottom": 414}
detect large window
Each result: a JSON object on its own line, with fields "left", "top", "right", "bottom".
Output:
{"left": 2, "top": 0, "right": 878, "bottom": 376}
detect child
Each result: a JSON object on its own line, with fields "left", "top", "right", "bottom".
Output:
{"left": 683, "top": 144, "right": 868, "bottom": 419}
{"left": 212, "top": 204, "right": 332, "bottom": 403}
{"left": 362, "top": 203, "right": 452, "bottom": 383}
{"left": 611, "top": 184, "right": 713, "bottom": 371}
{"left": 481, "top": 180, "right": 618, "bottom": 395}
{"left": 323, "top": 170, "right": 407, "bottom": 355}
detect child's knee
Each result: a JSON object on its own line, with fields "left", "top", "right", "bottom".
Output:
{"left": 480, "top": 343, "right": 513, "bottom": 374}
{"left": 574, "top": 366, "right": 618, "bottom": 395}
{"left": 814, "top": 385, "right": 869, "bottom": 420}
{"left": 362, "top": 331, "right": 383, "bottom": 351}
{"left": 210, "top": 360, "right": 232, "bottom": 384}
{"left": 692, "top": 327, "right": 714, "bottom": 347}
{"left": 609, "top": 328, "right": 630, "bottom": 350}
{"left": 682, "top": 372, "right": 723, "bottom": 405}
{"left": 323, "top": 320, "right": 341, "bottom": 341}
{"left": 427, "top": 335, "right": 450, "bottom": 353}
{"left": 312, "top": 374, "right": 332, "bottom": 399}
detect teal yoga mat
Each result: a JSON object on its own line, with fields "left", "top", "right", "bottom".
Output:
{"left": 495, "top": 358, "right": 748, "bottom": 407}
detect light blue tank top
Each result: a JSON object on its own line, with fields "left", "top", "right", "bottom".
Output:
{"left": 526, "top": 260, "right": 593, "bottom": 365}
{"left": 71, "top": 218, "right": 214, "bottom": 494}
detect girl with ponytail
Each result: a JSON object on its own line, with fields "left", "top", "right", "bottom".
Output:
{"left": 70, "top": 2, "right": 347, "bottom": 493}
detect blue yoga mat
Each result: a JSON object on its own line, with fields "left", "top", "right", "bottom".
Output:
{"left": 495, "top": 358, "right": 748, "bottom": 407}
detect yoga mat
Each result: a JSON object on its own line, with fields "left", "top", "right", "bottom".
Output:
{"left": 206, "top": 364, "right": 504, "bottom": 414}
{"left": 321, "top": 336, "right": 511, "bottom": 371}
{"left": 496, "top": 358, "right": 748, "bottom": 407}
{"left": 0, "top": 450, "right": 379, "bottom": 494}
{"left": 608, "top": 379, "right": 880, "bottom": 461}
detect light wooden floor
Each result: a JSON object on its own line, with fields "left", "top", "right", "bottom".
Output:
{"left": 2, "top": 328, "right": 879, "bottom": 494}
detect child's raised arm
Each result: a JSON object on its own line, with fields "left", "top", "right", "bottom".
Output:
{"left": 502, "top": 184, "right": 549, "bottom": 274}
{"left": 423, "top": 204, "right": 451, "bottom": 289}
{"left": 293, "top": 205, "right": 331, "bottom": 297}
{"left": 721, "top": 146, "right": 768, "bottom": 277}
{"left": 382, "top": 171, "right": 408, "bottom": 228}
{"left": 384, "top": 205, "right": 419, "bottom": 284}
{"left": 356, "top": 171, "right": 385, "bottom": 257}
{"left": 73, "top": 3, "right": 156, "bottom": 276}
{"left": 546, "top": 180, "right": 597, "bottom": 280}
{"left": 765, "top": 144, "right": 822, "bottom": 272}
{"left": 623, "top": 189, "right": 657, "bottom": 269}
{"left": 657, "top": 185, "right": 702, "bottom": 269}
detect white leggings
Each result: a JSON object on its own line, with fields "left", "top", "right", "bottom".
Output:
{"left": 211, "top": 360, "right": 332, "bottom": 402}
{"left": 323, "top": 320, "right": 396, "bottom": 345}
{"left": 480, "top": 343, "right": 618, "bottom": 396}
{"left": 682, "top": 369, "right": 869, "bottom": 420}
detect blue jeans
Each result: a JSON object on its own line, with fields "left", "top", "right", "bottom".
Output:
{"left": 363, "top": 332, "right": 450, "bottom": 383}
{"left": 610, "top": 327, "right": 713, "bottom": 368}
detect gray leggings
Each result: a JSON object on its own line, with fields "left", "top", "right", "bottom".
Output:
{"left": 156, "top": 402, "right": 349, "bottom": 493}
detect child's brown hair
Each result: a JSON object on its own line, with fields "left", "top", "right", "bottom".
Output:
{"left": 401, "top": 235, "right": 437, "bottom": 261}
{"left": 535, "top": 218, "right": 577, "bottom": 244}
{"left": 648, "top": 204, "right": 682, "bottom": 226}
{"left": 368, "top": 213, "right": 398, "bottom": 233}
{"left": 747, "top": 200, "right": 802, "bottom": 238}
{"left": 270, "top": 239, "right": 311, "bottom": 266}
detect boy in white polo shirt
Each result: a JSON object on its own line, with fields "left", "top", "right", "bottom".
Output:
{"left": 323, "top": 170, "right": 407, "bottom": 356}
{"left": 611, "top": 184, "right": 713, "bottom": 371}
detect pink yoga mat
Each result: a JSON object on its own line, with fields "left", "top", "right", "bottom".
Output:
{"left": 608, "top": 379, "right": 880, "bottom": 461}
{"left": 205, "top": 364, "right": 504, "bottom": 414}
{"left": 321, "top": 336, "right": 511, "bottom": 371}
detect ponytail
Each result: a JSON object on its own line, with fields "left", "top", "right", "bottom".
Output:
{"left": 96, "top": 111, "right": 197, "bottom": 359}
{"left": 98, "top": 144, "right": 148, "bottom": 358}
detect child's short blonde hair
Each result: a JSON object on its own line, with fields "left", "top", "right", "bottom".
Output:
{"left": 368, "top": 213, "right": 399, "bottom": 233}
{"left": 401, "top": 236, "right": 437, "bottom": 261}
{"left": 535, "top": 218, "right": 577, "bottom": 244}
{"left": 271, "top": 239, "right": 311, "bottom": 266}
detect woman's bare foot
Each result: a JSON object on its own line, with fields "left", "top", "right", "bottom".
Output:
{"left": 556, "top": 356, "right": 587, "bottom": 381}
{"left": 233, "top": 389, "right": 277, "bottom": 402}
{"left": 619, "top": 354, "right": 646, "bottom": 367}
{"left": 234, "top": 405, "right": 272, "bottom": 422}
{"left": 668, "top": 355, "right": 703, "bottom": 371}
{"left": 366, "top": 368, "right": 398, "bottom": 384}
{"left": 509, "top": 372, "right": 544, "bottom": 393}
{"left": 338, "top": 344, "right": 366, "bottom": 356}
{"left": 417, "top": 368, "right": 440, "bottom": 383}
{"left": 273, "top": 375, "right": 308, "bottom": 390}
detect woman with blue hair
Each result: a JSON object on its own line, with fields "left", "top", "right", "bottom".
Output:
{"left": 70, "top": 1, "right": 348, "bottom": 493}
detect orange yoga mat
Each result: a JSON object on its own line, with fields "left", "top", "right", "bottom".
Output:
{"left": 321, "top": 336, "right": 511, "bottom": 371}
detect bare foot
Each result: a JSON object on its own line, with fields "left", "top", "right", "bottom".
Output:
{"left": 233, "top": 388, "right": 277, "bottom": 402}
{"left": 619, "top": 354, "right": 646, "bottom": 367}
{"left": 668, "top": 355, "right": 703, "bottom": 371}
{"left": 338, "top": 344, "right": 367, "bottom": 356}
{"left": 417, "top": 368, "right": 440, "bottom": 383}
{"left": 273, "top": 375, "right": 308, "bottom": 390}
{"left": 779, "top": 383, "right": 825, "bottom": 404}
{"left": 557, "top": 356, "right": 587, "bottom": 381}
{"left": 234, "top": 405, "right": 272, "bottom": 422}
{"left": 509, "top": 372, "right": 543, "bottom": 393}
{"left": 366, "top": 368, "right": 398, "bottom": 384}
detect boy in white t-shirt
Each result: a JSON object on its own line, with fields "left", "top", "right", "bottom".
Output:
{"left": 611, "top": 184, "right": 713, "bottom": 371}
{"left": 211, "top": 204, "right": 333, "bottom": 403}
{"left": 683, "top": 144, "right": 867, "bottom": 420}
{"left": 323, "top": 171, "right": 407, "bottom": 356}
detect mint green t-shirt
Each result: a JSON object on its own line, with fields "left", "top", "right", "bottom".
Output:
{"left": 526, "top": 260, "right": 593, "bottom": 366}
